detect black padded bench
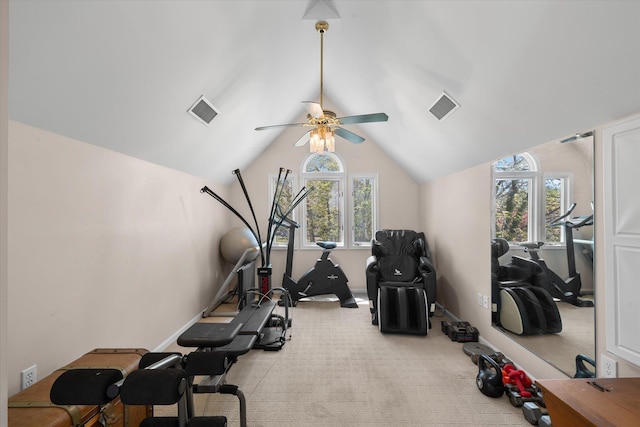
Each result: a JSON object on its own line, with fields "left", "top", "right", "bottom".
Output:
{"left": 174, "top": 300, "right": 280, "bottom": 427}
{"left": 177, "top": 300, "right": 276, "bottom": 352}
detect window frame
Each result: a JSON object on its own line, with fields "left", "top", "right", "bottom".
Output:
{"left": 349, "top": 173, "right": 378, "bottom": 248}
{"left": 268, "top": 152, "right": 378, "bottom": 250}
{"left": 491, "top": 152, "right": 572, "bottom": 246}
{"left": 301, "top": 173, "right": 346, "bottom": 248}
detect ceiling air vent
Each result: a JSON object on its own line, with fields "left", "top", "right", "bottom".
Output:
{"left": 188, "top": 95, "right": 219, "bottom": 125}
{"left": 429, "top": 91, "right": 459, "bottom": 121}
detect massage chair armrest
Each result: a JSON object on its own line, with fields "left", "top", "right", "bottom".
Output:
{"left": 417, "top": 256, "right": 437, "bottom": 317}
{"left": 365, "top": 255, "right": 380, "bottom": 312}
{"left": 418, "top": 256, "right": 436, "bottom": 275}
{"left": 366, "top": 255, "right": 379, "bottom": 272}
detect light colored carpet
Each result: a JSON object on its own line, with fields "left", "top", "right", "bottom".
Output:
{"left": 164, "top": 299, "right": 531, "bottom": 426}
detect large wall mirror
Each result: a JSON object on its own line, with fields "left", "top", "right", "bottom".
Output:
{"left": 490, "top": 133, "right": 595, "bottom": 377}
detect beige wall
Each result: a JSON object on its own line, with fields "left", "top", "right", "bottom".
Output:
{"left": 225, "top": 120, "right": 420, "bottom": 290}
{"left": 6, "top": 121, "right": 231, "bottom": 396}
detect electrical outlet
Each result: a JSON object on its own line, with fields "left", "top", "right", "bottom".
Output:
{"left": 482, "top": 295, "right": 489, "bottom": 309}
{"left": 21, "top": 365, "right": 37, "bottom": 390}
{"left": 601, "top": 354, "right": 617, "bottom": 378}
{"left": 477, "top": 293, "right": 483, "bottom": 306}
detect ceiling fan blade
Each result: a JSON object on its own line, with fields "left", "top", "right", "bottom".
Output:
{"left": 338, "top": 112, "right": 389, "bottom": 125}
{"left": 294, "top": 130, "right": 312, "bottom": 147}
{"left": 255, "top": 122, "right": 307, "bottom": 131}
{"left": 334, "top": 127, "right": 365, "bottom": 144}
{"left": 302, "top": 101, "right": 324, "bottom": 119}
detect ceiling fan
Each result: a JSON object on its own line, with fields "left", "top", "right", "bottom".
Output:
{"left": 255, "top": 21, "right": 388, "bottom": 152}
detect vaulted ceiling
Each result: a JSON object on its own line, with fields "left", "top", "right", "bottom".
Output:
{"left": 9, "top": 1, "right": 640, "bottom": 184}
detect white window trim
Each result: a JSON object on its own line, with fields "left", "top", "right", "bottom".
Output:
{"left": 301, "top": 152, "right": 346, "bottom": 249}
{"left": 271, "top": 153, "right": 380, "bottom": 250}
{"left": 301, "top": 174, "right": 346, "bottom": 248}
{"left": 542, "top": 172, "right": 573, "bottom": 245}
{"left": 349, "top": 173, "right": 378, "bottom": 248}
{"left": 491, "top": 152, "right": 572, "bottom": 245}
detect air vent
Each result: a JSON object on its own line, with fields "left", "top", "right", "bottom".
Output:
{"left": 188, "top": 95, "right": 219, "bottom": 125}
{"left": 429, "top": 91, "right": 459, "bottom": 121}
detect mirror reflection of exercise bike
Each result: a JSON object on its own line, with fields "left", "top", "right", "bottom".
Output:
{"left": 277, "top": 212, "right": 358, "bottom": 308}
{"left": 519, "top": 203, "right": 594, "bottom": 307}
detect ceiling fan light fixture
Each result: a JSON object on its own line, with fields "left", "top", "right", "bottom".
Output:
{"left": 325, "top": 129, "right": 335, "bottom": 152}
{"left": 309, "top": 127, "right": 335, "bottom": 153}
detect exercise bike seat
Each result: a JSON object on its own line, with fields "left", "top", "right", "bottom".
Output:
{"left": 316, "top": 241, "right": 336, "bottom": 250}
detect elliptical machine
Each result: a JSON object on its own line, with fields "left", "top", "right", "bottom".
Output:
{"left": 278, "top": 212, "right": 358, "bottom": 308}
{"left": 519, "top": 203, "right": 593, "bottom": 307}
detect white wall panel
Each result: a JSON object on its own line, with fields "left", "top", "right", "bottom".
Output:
{"left": 604, "top": 115, "right": 640, "bottom": 367}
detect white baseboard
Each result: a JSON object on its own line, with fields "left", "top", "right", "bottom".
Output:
{"left": 153, "top": 311, "right": 203, "bottom": 352}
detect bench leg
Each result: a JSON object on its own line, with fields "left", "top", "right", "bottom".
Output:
{"left": 220, "top": 384, "right": 246, "bottom": 427}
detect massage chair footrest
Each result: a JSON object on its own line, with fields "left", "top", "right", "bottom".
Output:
{"left": 378, "top": 286, "right": 428, "bottom": 335}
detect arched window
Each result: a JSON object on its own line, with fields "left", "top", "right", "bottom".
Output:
{"left": 270, "top": 152, "right": 377, "bottom": 249}
{"left": 492, "top": 152, "right": 570, "bottom": 244}
{"left": 301, "top": 152, "right": 346, "bottom": 246}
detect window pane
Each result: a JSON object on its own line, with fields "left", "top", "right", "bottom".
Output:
{"left": 305, "top": 153, "right": 341, "bottom": 173}
{"left": 495, "top": 178, "right": 530, "bottom": 242}
{"left": 545, "top": 177, "right": 563, "bottom": 243}
{"left": 495, "top": 154, "right": 531, "bottom": 172}
{"left": 353, "top": 177, "right": 373, "bottom": 244}
{"left": 305, "top": 178, "right": 342, "bottom": 244}
{"left": 271, "top": 176, "right": 294, "bottom": 246}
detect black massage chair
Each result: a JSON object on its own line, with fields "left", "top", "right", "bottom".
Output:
{"left": 491, "top": 238, "right": 562, "bottom": 335}
{"left": 366, "top": 229, "right": 436, "bottom": 335}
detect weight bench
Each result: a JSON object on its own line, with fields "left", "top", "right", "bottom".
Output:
{"left": 50, "top": 353, "right": 228, "bottom": 427}
{"left": 174, "top": 298, "right": 288, "bottom": 426}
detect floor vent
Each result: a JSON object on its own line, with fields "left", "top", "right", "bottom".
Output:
{"left": 429, "top": 91, "right": 459, "bottom": 121}
{"left": 188, "top": 95, "right": 219, "bottom": 125}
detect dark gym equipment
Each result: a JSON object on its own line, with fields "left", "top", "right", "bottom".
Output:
{"left": 522, "top": 401, "right": 549, "bottom": 425}
{"left": 53, "top": 311, "right": 292, "bottom": 427}
{"left": 538, "top": 415, "right": 553, "bottom": 427}
{"left": 203, "top": 245, "right": 261, "bottom": 317}
{"left": 51, "top": 352, "right": 229, "bottom": 427}
{"left": 476, "top": 354, "right": 505, "bottom": 398}
{"left": 277, "top": 212, "right": 358, "bottom": 308}
{"left": 491, "top": 238, "right": 562, "bottom": 335}
{"left": 366, "top": 229, "right": 436, "bottom": 335}
{"left": 518, "top": 202, "right": 594, "bottom": 307}
{"left": 462, "top": 342, "right": 495, "bottom": 365}
{"left": 574, "top": 354, "right": 596, "bottom": 378}
{"left": 441, "top": 320, "right": 479, "bottom": 342}
{"left": 201, "top": 167, "right": 311, "bottom": 295}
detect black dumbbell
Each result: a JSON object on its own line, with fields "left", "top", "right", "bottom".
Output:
{"left": 538, "top": 415, "right": 552, "bottom": 427}
{"left": 522, "top": 401, "right": 548, "bottom": 425}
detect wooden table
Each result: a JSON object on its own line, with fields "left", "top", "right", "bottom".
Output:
{"left": 536, "top": 378, "right": 640, "bottom": 427}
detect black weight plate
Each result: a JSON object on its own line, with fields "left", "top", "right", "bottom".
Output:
{"left": 462, "top": 342, "right": 494, "bottom": 364}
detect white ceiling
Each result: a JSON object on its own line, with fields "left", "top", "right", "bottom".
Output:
{"left": 9, "top": 0, "right": 640, "bottom": 184}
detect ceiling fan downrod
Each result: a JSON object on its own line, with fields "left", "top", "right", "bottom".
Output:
{"left": 316, "top": 21, "right": 328, "bottom": 110}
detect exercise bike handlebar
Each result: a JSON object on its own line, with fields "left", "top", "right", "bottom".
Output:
{"left": 548, "top": 202, "right": 577, "bottom": 227}
{"left": 564, "top": 214, "right": 594, "bottom": 228}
